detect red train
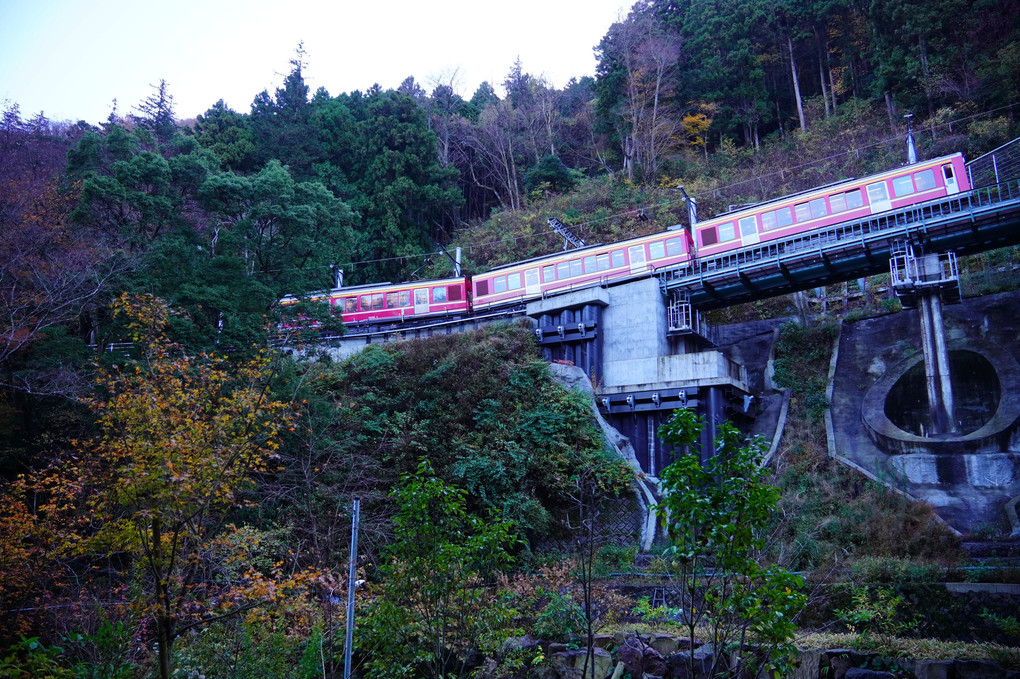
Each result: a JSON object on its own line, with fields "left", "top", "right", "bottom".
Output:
{"left": 281, "top": 153, "right": 970, "bottom": 328}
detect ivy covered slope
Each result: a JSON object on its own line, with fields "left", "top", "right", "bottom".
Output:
{"left": 264, "top": 322, "right": 633, "bottom": 564}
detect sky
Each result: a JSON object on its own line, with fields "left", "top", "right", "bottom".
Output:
{"left": 0, "top": 0, "right": 632, "bottom": 125}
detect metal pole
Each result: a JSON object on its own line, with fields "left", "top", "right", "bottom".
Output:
{"left": 344, "top": 497, "right": 360, "bottom": 679}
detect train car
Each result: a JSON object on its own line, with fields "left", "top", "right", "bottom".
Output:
{"left": 280, "top": 276, "right": 470, "bottom": 328}
{"left": 693, "top": 153, "right": 969, "bottom": 258}
{"left": 328, "top": 276, "right": 470, "bottom": 324}
{"left": 471, "top": 226, "right": 695, "bottom": 310}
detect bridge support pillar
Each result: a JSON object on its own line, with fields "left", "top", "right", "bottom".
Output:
{"left": 891, "top": 245, "right": 963, "bottom": 436}
{"left": 699, "top": 386, "right": 726, "bottom": 464}
{"left": 918, "top": 292, "right": 957, "bottom": 435}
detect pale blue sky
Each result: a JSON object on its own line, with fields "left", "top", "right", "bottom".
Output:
{"left": 0, "top": 0, "right": 630, "bottom": 125}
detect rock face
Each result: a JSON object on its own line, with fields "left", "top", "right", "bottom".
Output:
{"left": 547, "top": 362, "right": 660, "bottom": 549}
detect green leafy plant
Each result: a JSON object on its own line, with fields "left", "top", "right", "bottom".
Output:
{"left": 359, "top": 459, "right": 518, "bottom": 679}
{"left": 655, "top": 409, "right": 807, "bottom": 679}
{"left": 534, "top": 593, "right": 586, "bottom": 642}
{"left": 835, "top": 585, "right": 910, "bottom": 647}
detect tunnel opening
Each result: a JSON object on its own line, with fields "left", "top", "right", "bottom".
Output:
{"left": 885, "top": 350, "right": 1000, "bottom": 437}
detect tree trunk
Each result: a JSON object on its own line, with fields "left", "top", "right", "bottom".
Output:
{"left": 815, "top": 25, "right": 831, "bottom": 117}
{"left": 151, "top": 517, "right": 174, "bottom": 679}
{"left": 788, "top": 34, "right": 807, "bottom": 131}
{"left": 885, "top": 92, "right": 898, "bottom": 131}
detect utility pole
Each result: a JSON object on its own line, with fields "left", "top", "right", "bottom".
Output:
{"left": 344, "top": 497, "right": 360, "bottom": 679}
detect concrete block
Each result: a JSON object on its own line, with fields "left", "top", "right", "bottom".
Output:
{"left": 965, "top": 454, "right": 1017, "bottom": 488}
{"left": 890, "top": 454, "right": 940, "bottom": 484}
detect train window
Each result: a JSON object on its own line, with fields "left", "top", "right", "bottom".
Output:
{"left": 371, "top": 294, "right": 384, "bottom": 310}
{"left": 493, "top": 276, "right": 507, "bottom": 293}
{"left": 761, "top": 211, "right": 778, "bottom": 231}
{"left": 543, "top": 265, "right": 555, "bottom": 281}
{"left": 738, "top": 216, "right": 757, "bottom": 237}
{"left": 649, "top": 240, "right": 666, "bottom": 259}
{"left": 596, "top": 253, "right": 610, "bottom": 270}
{"left": 388, "top": 291, "right": 411, "bottom": 308}
{"left": 447, "top": 285, "right": 462, "bottom": 301}
{"left": 845, "top": 189, "right": 863, "bottom": 209}
{"left": 415, "top": 289, "right": 429, "bottom": 306}
{"left": 433, "top": 286, "right": 447, "bottom": 303}
{"left": 359, "top": 294, "right": 371, "bottom": 310}
{"left": 893, "top": 175, "right": 914, "bottom": 197}
{"left": 794, "top": 203, "right": 811, "bottom": 222}
{"left": 776, "top": 207, "right": 793, "bottom": 228}
{"left": 718, "top": 222, "right": 735, "bottom": 241}
{"left": 666, "top": 237, "right": 683, "bottom": 256}
{"left": 507, "top": 272, "right": 522, "bottom": 290}
{"left": 810, "top": 198, "right": 827, "bottom": 218}
{"left": 701, "top": 227, "right": 719, "bottom": 246}
{"left": 569, "top": 260, "right": 582, "bottom": 277}
{"left": 611, "top": 250, "right": 625, "bottom": 268}
{"left": 476, "top": 280, "right": 489, "bottom": 296}
{"left": 583, "top": 255, "right": 596, "bottom": 272}
{"left": 557, "top": 262, "right": 569, "bottom": 279}
{"left": 914, "top": 169, "right": 936, "bottom": 191}
{"left": 830, "top": 193, "right": 847, "bottom": 212}
{"left": 343, "top": 297, "right": 357, "bottom": 313}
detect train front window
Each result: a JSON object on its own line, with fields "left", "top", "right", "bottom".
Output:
{"left": 914, "top": 169, "right": 936, "bottom": 191}
{"left": 893, "top": 175, "right": 914, "bottom": 197}
{"left": 433, "top": 286, "right": 447, "bottom": 303}
{"left": 649, "top": 240, "right": 666, "bottom": 259}
{"left": 738, "top": 216, "right": 757, "bottom": 237}
{"left": 493, "top": 276, "right": 507, "bottom": 293}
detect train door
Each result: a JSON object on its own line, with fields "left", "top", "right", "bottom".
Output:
{"left": 525, "top": 268, "right": 541, "bottom": 295}
{"left": 413, "top": 288, "right": 429, "bottom": 315}
{"left": 628, "top": 244, "right": 647, "bottom": 274}
{"left": 866, "top": 181, "right": 892, "bottom": 213}
{"left": 942, "top": 163, "right": 960, "bottom": 194}
{"left": 738, "top": 216, "right": 759, "bottom": 246}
